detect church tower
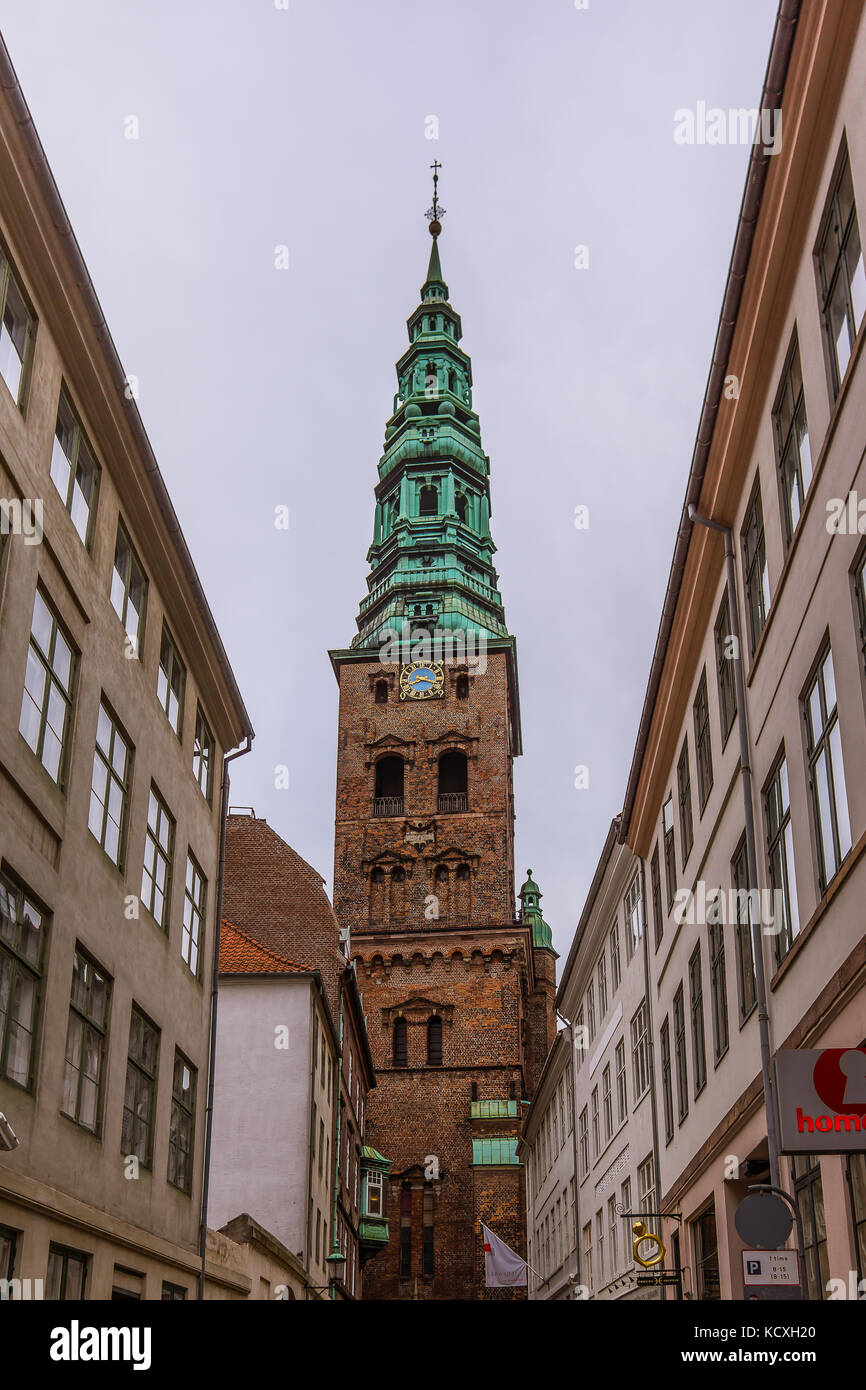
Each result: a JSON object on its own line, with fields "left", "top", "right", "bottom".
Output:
{"left": 329, "top": 171, "right": 556, "bottom": 1300}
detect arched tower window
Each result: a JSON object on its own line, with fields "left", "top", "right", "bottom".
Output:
{"left": 427, "top": 1016, "right": 443, "bottom": 1066}
{"left": 419, "top": 485, "right": 438, "bottom": 517}
{"left": 375, "top": 756, "right": 404, "bottom": 816}
{"left": 375, "top": 680, "right": 388, "bottom": 704}
{"left": 448, "top": 369, "right": 457, "bottom": 393}
{"left": 456, "top": 673, "right": 469, "bottom": 699}
{"left": 438, "top": 751, "right": 468, "bottom": 813}
{"left": 393, "top": 1018, "right": 407, "bottom": 1067}
{"left": 455, "top": 493, "right": 467, "bottom": 523}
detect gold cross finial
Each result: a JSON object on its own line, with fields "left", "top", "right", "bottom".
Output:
{"left": 426, "top": 161, "right": 445, "bottom": 236}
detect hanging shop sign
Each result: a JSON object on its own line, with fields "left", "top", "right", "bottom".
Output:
{"left": 776, "top": 1048, "right": 866, "bottom": 1154}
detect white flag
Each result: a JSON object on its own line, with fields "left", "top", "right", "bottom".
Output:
{"left": 481, "top": 1223, "right": 527, "bottom": 1286}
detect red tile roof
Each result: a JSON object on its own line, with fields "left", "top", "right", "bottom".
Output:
{"left": 219, "top": 919, "right": 308, "bottom": 976}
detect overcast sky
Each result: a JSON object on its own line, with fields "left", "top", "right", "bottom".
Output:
{"left": 2, "top": 0, "right": 779, "bottom": 956}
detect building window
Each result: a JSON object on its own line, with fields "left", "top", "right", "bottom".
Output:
{"left": 374, "top": 755, "right": 404, "bottom": 816}
{"left": 578, "top": 1106, "right": 589, "bottom": 1178}
{"left": 692, "top": 1203, "right": 721, "bottom": 1299}
{"left": 0, "top": 1225, "right": 16, "bottom": 1282}
{"left": 0, "top": 245, "right": 34, "bottom": 408}
{"left": 662, "top": 796, "right": 676, "bottom": 910}
{"left": 638, "top": 1155, "right": 657, "bottom": 1237}
{"left": 620, "top": 1179, "right": 632, "bottom": 1265}
{"left": 660, "top": 1016, "right": 674, "bottom": 1144}
{"left": 597, "top": 952, "right": 607, "bottom": 1017}
{"left": 583, "top": 1222, "right": 592, "bottom": 1292}
{"left": 596, "top": 1210, "right": 605, "bottom": 1287}
{"left": 121, "top": 1007, "right": 159, "bottom": 1167}
{"left": 773, "top": 333, "right": 812, "bottom": 546}
{"left": 608, "top": 1194, "right": 618, "bottom": 1276}
{"left": 714, "top": 592, "right": 737, "bottom": 743}
{"left": 602, "top": 1063, "right": 613, "bottom": 1143}
{"left": 168, "top": 1052, "right": 196, "bottom": 1193}
{"left": 374, "top": 679, "right": 388, "bottom": 704}
{"left": 46, "top": 1245, "right": 88, "bottom": 1300}
{"left": 650, "top": 845, "right": 663, "bottom": 949}
{"left": 365, "top": 1170, "right": 383, "bottom": 1217}
{"left": 847, "top": 1154, "right": 866, "bottom": 1286}
{"left": 19, "top": 588, "right": 76, "bottom": 786}
{"left": 575, "top": 1006, "right": 585, "bottom": 1066}
{"left": 193, "top": 706, "right": 214, "bottom": 804}
{"left": 673, "top": 983, "right": 688, "bottom": 1122}
{"left": 455, "top": 672, "right": 469, "bottom": 699}
{"left": 400, "top": 1184, "right": 412, "bottom": 1279}
{"left": 0, "top": 870, "right": 47, "bottom": 1090}
{"left": 50, "top": 389, "right": 100, "bottom": 546}
{"left": 793, "top": 1155, "right": 830, "bottom": 1299}
{"left": 422, "top": 1183, "right": 434, "bottom": 1277}
{"left": 804, "top": 644, "right": 851, "bottom": 894}
{"left": 708, "top": 913, "right": 729, "bottom": 1063}
{"left": 393, "top": 1017, "right": 407, "bottom": 1067}
{"left": 615, "top": 1038, "right": 627, "bottom": 1125}
{"left": 158, "top": 624, "right": 186, "bottom": 737}
{"left": 688, "top": 944, "right": 707, "bottom": 1096}
{"left": 61, "top": 948, "right": 111, "bottom": 1133}
{"left": 741, "top": 478, "right": 769, "bottom": 656}
{"left": 141, "top": 786, "right": 175, "bottom": 930}
{"left": 418, "top": 484, "right": 438, "bottom": 516}
{"left": 110, "top": 521, "right": 147, "bottom": 656}
{"left": 437, "top": 750, "right": 468, "bottom": 813}
{"left": 586, "top": 981, "right": 595, "bottom": 1042}
{"left": 591, "top": 1086, "right": 599, "bottom": 1159}
{"left": 624, "top": 872, "right": 643, "bottom": 961}
{"left": 763, "top": 752, "right": 800, "bottom": 965}
{"left": 630, "top": 1000, "right": 649, "bottom": 1101}
{"left": 427, "top": 1015, "right": 442, "bottom": 1066}
{"left": 88, "top": 701, "right": 132, "bottom": 868}
{"left": 677, "top": 739, "right": 693, "bottom": 866}
{"left": 161, "top": 1282, "right": 187, "bottom": 1300}
{"left": 855, "top": 547, "right": 866, "bottom": 677}
{"left": 693, "top": 669, "right": 713, "bottom": 811}
{"left": 182, "top": 854, "right": 206, "bottom": 977}
{"left": 609, "top": 919, "right": 621, "bottom": 992}
{"left": 816, "top": 143, "right": 865, "bottom": 396}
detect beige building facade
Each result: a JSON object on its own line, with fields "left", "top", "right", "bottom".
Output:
{"left": 0, "top": 38, "right": 253, "bottom": 1300}
{"left": 621, "top": 0, "right": 866, "bottom": 1301}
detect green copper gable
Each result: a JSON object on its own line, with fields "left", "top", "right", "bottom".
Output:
{"left": 518, "top": 869, "right": 557, "bottom": 954}
{"left": 351, "top": 226, "right": 509, "bottom": 649}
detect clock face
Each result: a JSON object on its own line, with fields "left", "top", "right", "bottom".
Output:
{"left": 400, "top": 661, "right": 445, "bottom": 700}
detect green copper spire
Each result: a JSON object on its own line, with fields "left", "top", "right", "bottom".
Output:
{"left": 518, "top": 870, "right": 557, "bottom": 954}
{"left": 350, "top": 168, "right": 509, "bottom": 650}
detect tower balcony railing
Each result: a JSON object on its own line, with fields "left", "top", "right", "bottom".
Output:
{"left": 437, "top": 792, "right": 468, "bottom": 813}
{"left": 374, "top": 796, "right": 404, "bottom": 817}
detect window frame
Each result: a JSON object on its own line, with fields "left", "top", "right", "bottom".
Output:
{"left": 157, "top": 622, "right": 186, "bottom": 739}
{"left": 88, "top": 699, "right": 133, "bottom": 870}
{"left": 18, "top": 586, "right": 77, "bottom": 789}
{"left": 0, "top": 867, "right": 48, "bottom": 1092}
{"left": 803, "top": 642, "right": 851, "bottom": 896}
{"left": 49, "top": 386, "right": 101, "bottom": 549}
{"left": 192, "top": 705, "right": 215, "bottom": 805}
{"left": 181, "top": 851, "right": 206, "bottom": 978}
{"left": 677, "top": 739, "right": 693, "bottom": 867}
{"left": 714, "top": 591, "right": 737, "bottom": 745}
{"left": 693, "top": 668, "right": 713, "bottom": 812}
{"left": 741, "top": 477, "right": 769, "bottom": 657}
{"left": 167, "top": 1050, "right": 197, "bottom": 1194}
{"left": 772, "top": 331, "right": 812, "bottom": 548}
{"left": 110, "top": 519, "right": 148, "bottom": 658}
{"left": 688, "top": 943, "right": 707, "bottom": 1097}
{"left": 815, "top": 139, "right": 864, "bottom": 399}
{"left": 121, "top": 1006, "right": 160, "bottom": 1169}
{"left": 61, "top": 946, "right": 112, "bottom": 1135}
{"left": 0, "top": 241, "right": 36, "bottom": 412}
{"left": 141, "top": 785, "right": 175, "bottom": 931}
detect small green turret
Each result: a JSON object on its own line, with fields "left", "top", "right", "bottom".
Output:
{"left": 518, "top": 869, "right": 557, "bottom": 954}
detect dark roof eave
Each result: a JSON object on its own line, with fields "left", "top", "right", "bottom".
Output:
{"left": 618, "top": 0, "right": 801, "bottom": 847}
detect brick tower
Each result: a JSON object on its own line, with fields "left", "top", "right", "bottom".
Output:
{"left": 330, "top": 178, "right": 556, "bottom": 1300}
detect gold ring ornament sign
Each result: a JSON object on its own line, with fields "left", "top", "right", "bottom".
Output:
{"left": 400, "top": 661, "right": 445, "bottom": 701}
{"left": 632, "top": 1221, "right": 666, "bottom": 1268}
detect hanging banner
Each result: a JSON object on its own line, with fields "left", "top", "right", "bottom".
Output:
{"left": 776, "top": 1048, "right": 866, "bottom": 1153}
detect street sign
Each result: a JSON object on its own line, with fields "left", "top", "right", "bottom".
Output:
{"left": 734, "top": 1192, "right": 793, "bottom": 1248}
{"left": 742, "top": 1249, "right": 800, "bottom": 1288}
{"left": 635, "top": 1269, "right": 681, "bottom": 1286}
{"left": 776, "top": 1048, "right": 866, "bottom": 1154}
